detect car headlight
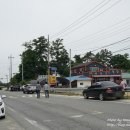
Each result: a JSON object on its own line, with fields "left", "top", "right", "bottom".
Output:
{"left": 0, "top": 102, "right": 3, "bottom": 106}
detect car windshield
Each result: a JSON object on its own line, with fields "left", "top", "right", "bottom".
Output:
{"left": 100, "top": 81, "right": 118, "bottom": 87}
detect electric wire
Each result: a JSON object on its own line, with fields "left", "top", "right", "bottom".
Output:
{"left": 50, "top": 0, "right": 111, "bottom": 39}
{"left": 51, "top": 0, "right": 122, "bottom": 39}
{"left": 66, "top": 17, "right": 130, "bottom": 46}
{"left": 91, "top": 37, "right": 130, "bottom": 52}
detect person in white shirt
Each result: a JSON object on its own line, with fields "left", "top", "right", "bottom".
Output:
{"left": 44, "top": 82, "right": 50, "bottom": 98}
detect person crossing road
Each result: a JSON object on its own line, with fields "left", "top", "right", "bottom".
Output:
{"left": 44, "top": 82, "right": 50, "bottom": 98}
{"left": 36, "top": 81, "right": 41, "bottom": 98}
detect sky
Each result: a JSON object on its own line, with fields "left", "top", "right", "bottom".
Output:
{"left": 0, "top": 0, "right": 130, "bottom": 82}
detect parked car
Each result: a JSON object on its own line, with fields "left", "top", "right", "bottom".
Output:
{"left": 83, "top": 81, "right": 124, "bottom": 101}
{"left": 10, "top": 85, "right": 20, "bottom": 91}
{"left": 23, "top": 85, "right": 36, "bottom": 94}
{"left": 0, "top": 95, "right": 6, "bottom": 118}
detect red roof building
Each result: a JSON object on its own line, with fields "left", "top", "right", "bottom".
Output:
{"left": 71, "top": 61, "right": 121, "bottom": 84}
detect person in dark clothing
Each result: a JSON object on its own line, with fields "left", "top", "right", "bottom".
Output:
{"left": 36, "top": 81, "right": 41, "bottom": 98}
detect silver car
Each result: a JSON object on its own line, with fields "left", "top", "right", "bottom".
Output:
{"left": 0, "top": 95, "right": 6, "bottom": 118}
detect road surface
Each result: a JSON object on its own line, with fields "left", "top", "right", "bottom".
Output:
{"left": 0, "top": 90, "right": 130, "bottom": 130}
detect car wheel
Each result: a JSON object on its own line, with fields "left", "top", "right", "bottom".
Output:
{"left": 84, "top": 93, "right": 88, "bottom": 99}
{"left": 99, "top": 93, "right": 104, "bottom": 101}
{"left": 2, "top": 115, "right": 5, "bottom": 119}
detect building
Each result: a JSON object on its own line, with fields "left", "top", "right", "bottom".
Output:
{"left": 66, "top": 75, "right": 92, "bottom": 88}
{"left": 71, "top": 61, "right": 121, "bottom": 83}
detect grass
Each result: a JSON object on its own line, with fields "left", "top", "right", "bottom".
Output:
{"left": 123, "top": 92, "right": 130, "bottom": 99}
{"left": 50, "top": 91, "right": 82, "bottom": 96}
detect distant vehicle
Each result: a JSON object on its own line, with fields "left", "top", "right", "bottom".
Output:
{"left": 20, "top": 84, "right": 29, "bottom": 91}
{"left": 0, "top": 95, "right": 6, "bottom": 118}
{"left": 83, "top": 81, "right": 124, "bottom": 101}
{"left": 10, "top": 85, "right": 20, "bottom": 91}
{"left": 23, "top": 85, "right": 36, "bottom": 94}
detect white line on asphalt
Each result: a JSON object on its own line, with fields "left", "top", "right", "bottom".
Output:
{"left": 24, "top": 117, "right": 48, "bottom": 130}
{"left": 7, "top": 106, "right": 16, "bottom": 112}
{"left": 22, "top": 95, "right": 26, "bottom": 98}
{"left": 28, "top": 95, "right": 33, "bottom": 97}
{"left": 92, "top": 111, "right": 103, "bottom": 115}
{"left": 43, "top": 120, "right": 52, "bottom": 122}
{"left": 114, "top": 101, "right": 130, "bottom": 105}
{"left": 9, "top": 96, "right": 17, "bottom": 99}
{"left": 70, "top": 115, "right": 83, "bottom": 118}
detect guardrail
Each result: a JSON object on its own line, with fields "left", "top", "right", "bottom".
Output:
{"left": 49, "top": 87, "right": 130, "bottom": 94}
{"left": 49, "top": 87, "right": 85, "bottom": 94}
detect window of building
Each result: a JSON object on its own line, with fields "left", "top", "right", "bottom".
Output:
{"left": 90, "top": 67, "right": 99, "bottom": 72}
{"left": 80, "top": 68, "right": 82, "bottom": 71}
{"left": 80, "top": 83, "right": 83, "bottom": 85}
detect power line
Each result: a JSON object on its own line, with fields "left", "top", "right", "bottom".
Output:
{"left": 77, "top": 37, "right": 130, "bottom": 56}
{"left": 66, "top": 23, "right": 130, "bottom": 51}
{"left": 66, "top": 17, "right": 130, "bottom": 46}
{"left": 50, "top": 0, "right": 111, "bottom": 39}
{"left": 91, "top": 37, "right": 130, "bottom": 52}
{"left": 51, "top": 0, "right": 122, "bottom": 39}
{"left": 113, "top": 46, "right": 130, "bottom": 53}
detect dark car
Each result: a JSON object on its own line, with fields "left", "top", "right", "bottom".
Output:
{"left": 23, "top": 85, "right": 36, "bottom": 94}
{"left": 10, "top": 85, "right": 20, "bottom": 91}
{"left": 83, "top": 81, "right": 124, "bottom": 101}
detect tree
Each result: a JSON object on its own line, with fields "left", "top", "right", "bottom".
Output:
{"left": 110, "top": 54, "right": 130, "bottom": 71}
{"left": 50, "top": 39, "right": 69, "bottom": 76}
{"left": 73, "top": 55, "right": 83, "bottom": 65}
{"left": 32, "top": 36, "right": 48, "bottom": 76}
{"left": 18, "top": 36, "right": 48, "bottom": 81}
{"left": 83, "top": 51, "right": 95, "bottom": 62}
{"left": 94, "top": 49, "right": 112, "bottom": 66}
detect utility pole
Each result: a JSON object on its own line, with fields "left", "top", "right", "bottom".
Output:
{"left": 47, "top": 35, "right": 50, "bottom": 84}
{"left": 8, "top": 54, "right": 14, "bottom": 81}
{"left": 5, "top": 75, "right": 8, "bottom": 83}
{"left": 22, "top": 55, "right": 24, "bottom": 81}
{"left": 69, "top": 49, "right": 71, "bottom": 88}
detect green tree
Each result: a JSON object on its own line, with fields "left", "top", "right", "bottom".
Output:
{"left": 18, "top": 36, "right": 48, "bottom": 81}
{"left": 32, "top": 36, "right": 48, "bottom": 75}
{"left": 50, "top": 39, "right": 69, "bottom": 76}
{"left": 110, "top": 54, "right": 130, "bottom": 71}
{"left": 73, "top": 55, "right": 83, "bottom": 65}
{"left": 83, "top": 51, "right": 95, "bottom": 62}
{"left": 94, "top": 49, "right": 112, "bottom": 66}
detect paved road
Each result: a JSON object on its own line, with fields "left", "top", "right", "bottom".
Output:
{"left": 0, "top": 90, "right": 130, "bottom": 130}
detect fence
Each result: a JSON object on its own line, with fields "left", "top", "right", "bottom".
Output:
{"left": 49, "top": 87, "right": 130, "bottom": 95}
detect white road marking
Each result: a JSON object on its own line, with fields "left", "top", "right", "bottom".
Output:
{"left": 92, "top": 111, "right": 103, "bottom": 115}
{"left": 22, "top": 95, "right": 26, "bottom": 98}
{"left": 28, "top": 95, "right": 33, "bottom": 97}
{"left": 24, "top": 117, "right": 48, "bottom": 130}
{"left": 70, "top": 115, "right": 83, "bottom": 118}
{"left": 43, "top": 120, "right": 52, "bottom": 122}
{"left": 9, "top": 96, "right": 17, "bottom": 99}
{"left": 7, "top": 106, "right": 16, "bottom": 112}
{"left": 115, "top": 101, "right": 130, "bottom": 104}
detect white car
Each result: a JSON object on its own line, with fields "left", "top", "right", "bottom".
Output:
{"left": 0, "top": 95, "right": 6, "bottom": 118}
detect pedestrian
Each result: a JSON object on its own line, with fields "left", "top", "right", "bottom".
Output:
{"left": 120, "top": 78, "right": 127, "bottom": 90}
{"left": 44, "top": 82, "right": 50, "bottom": 98}
{"left": 36, "top": 81, "right": 41, "bottom": 98}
